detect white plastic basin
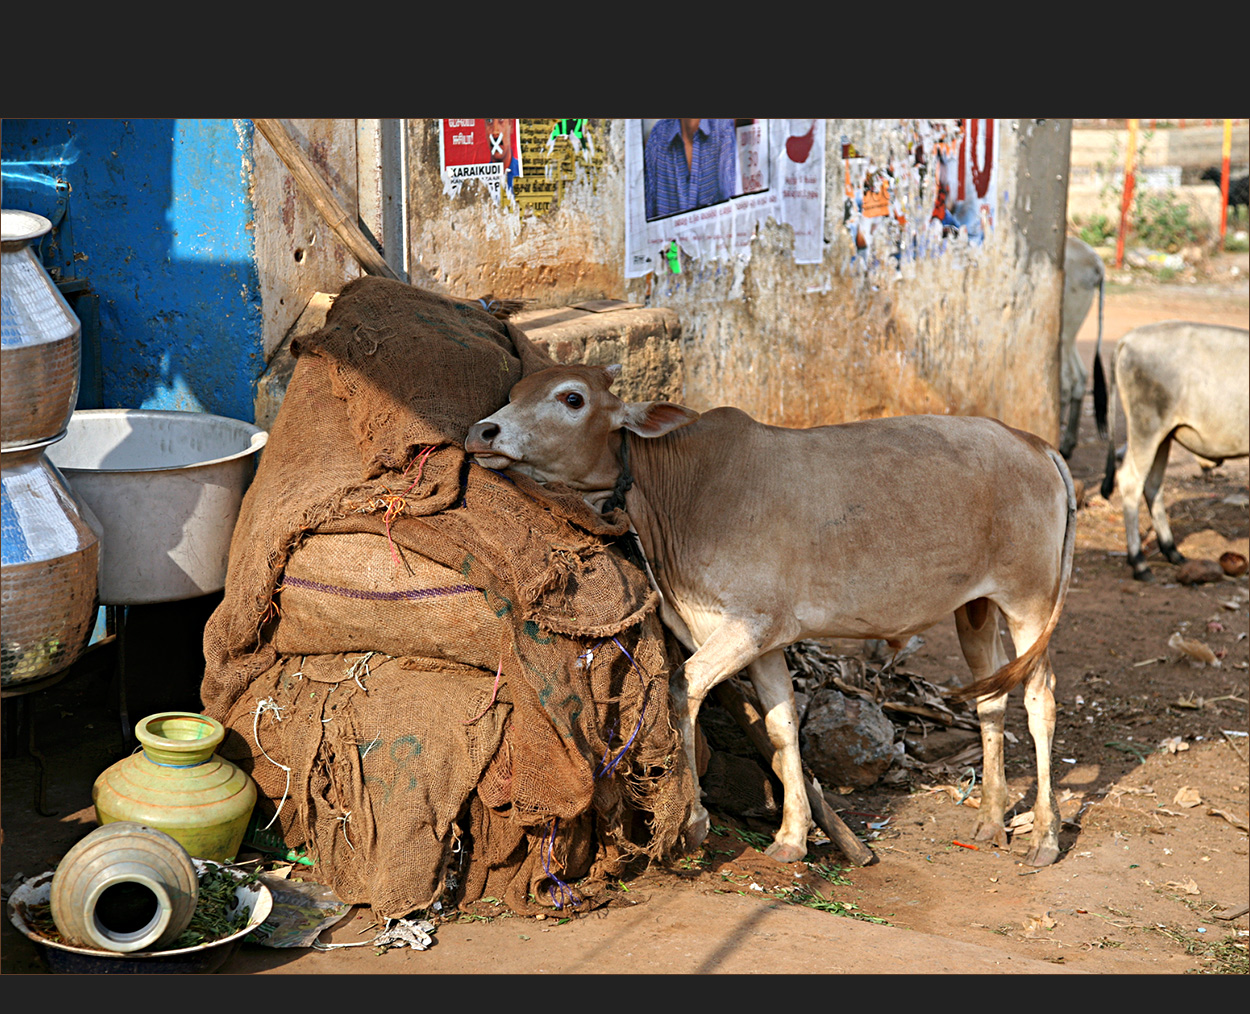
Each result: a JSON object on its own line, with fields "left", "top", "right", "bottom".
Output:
{"left": 46, "top": 409, "right": 267, "bottom": 605}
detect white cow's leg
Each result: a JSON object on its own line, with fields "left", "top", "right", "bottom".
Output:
{"left": 670, "top": 621, "right": 766, "bottom": 854}
{"left": 1003, "top": 610, "right": 1062, "bottom": 867}
{"left": 1117, "top": 434, "right": 1164, "bottom": 581}
{"left": 1141, "top": 440, "right": 1184, "bottom": 564}
{"left": 1058, "top": 351, "right": 1088, "bottom": 459}
{"left": 1021, "top": 661, "right": 1061, "bottom": 866}
{"left": 745, "top": 649, "right": 811, "bottom": 863}
{"left": 956, "top": 600, "right": 1011, "bottom": 847}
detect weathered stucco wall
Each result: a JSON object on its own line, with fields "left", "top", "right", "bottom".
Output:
{"left": 403, "top": 118, "right": 1069, "bottom": 444}
{"left": 406, "top": 119, "right": 628, "bottom": 308}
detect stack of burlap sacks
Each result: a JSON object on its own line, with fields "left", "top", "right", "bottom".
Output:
{"left": 201, "top": 278, "right": 692, "bottom": 918}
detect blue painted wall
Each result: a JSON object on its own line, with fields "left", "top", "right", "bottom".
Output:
{"left": 1, "top": 119, "right": 263, "bottom": 422}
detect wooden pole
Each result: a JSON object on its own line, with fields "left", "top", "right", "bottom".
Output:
{"left": 1115, "top": 119, "right": 1139, "bottom": 268}
{"left": 712, "top": 680, "right": 877, "bottom": 866}
{"left": 1220, "top": 118, "right": 1233, "bottom": 246}
{"left": 253, "top": 118, "right": 400, "bottom": 282}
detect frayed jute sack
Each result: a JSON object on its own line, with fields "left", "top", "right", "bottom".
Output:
{"left": 201, "top": 279, "right": 691, "bottom": 918}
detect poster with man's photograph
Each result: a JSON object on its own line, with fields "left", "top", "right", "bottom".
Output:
{"left": 626, "top": 119, "right": 824, "bottom": 277}
{"left": 640, "top": 119, "right": 771, "bottom": 222}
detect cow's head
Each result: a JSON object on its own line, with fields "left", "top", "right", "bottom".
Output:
{"left": 465, "top": 364, "right": 698, "bottom": 496}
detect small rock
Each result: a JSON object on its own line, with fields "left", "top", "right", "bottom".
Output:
{"left": 800, "top": 688, "right": 895, "bottom": 788}
{"left": 1176, "top": 558, "right": 1225, "bottom": 585}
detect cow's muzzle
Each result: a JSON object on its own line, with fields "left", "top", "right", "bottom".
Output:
{"left": 465, "top": 420, "right": 514, "bottom": 470}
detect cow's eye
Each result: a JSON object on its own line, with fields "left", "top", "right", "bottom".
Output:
{"left": 562, "top": 392, "right": 584, "bottom": 409}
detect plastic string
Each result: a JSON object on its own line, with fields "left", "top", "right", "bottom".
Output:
{"left": 594, "top": 636, "right": 650, "bottom": 779}
{"left": 542, "top": 818, "right": 582, "bottom": 910}
{"left": 252, "top": 696, "right": 292, "bottom": 829}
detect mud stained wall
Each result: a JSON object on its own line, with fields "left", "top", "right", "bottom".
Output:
{"left": 627, "top": 119, "right": 1069, "bottom": 442}
{"left": 406, "top": 119, "right": 628, "bottom": 310}
{"left": 403, "top": 119, "right": 1069, "bottom": 444}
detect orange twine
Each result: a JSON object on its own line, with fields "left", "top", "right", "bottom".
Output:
{"left": 377, "top": 446, "right": 438, "bottom": 567}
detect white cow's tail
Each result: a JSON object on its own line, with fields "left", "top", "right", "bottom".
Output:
{"left": 1092, "top": 274, "right": 1108, "bottom": 440}
{"left": 952, "top": 447, "right": 1076, "bottom": 703}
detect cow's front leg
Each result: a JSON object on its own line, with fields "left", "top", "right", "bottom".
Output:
{"left": 672, "top": 621, "right": 770, "bottom": 855}
{"left": 746, "top": 650, "right": 811, "bottom": 863}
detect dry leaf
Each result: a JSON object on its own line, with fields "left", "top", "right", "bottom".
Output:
{"left": 1009, "top": 810, "right": 1036, "bottom": 832}
{"left": 1165, "top": 878, "right": 1200, "bottom": 895}
{"left": 1168, "top": 632, "right": 1221, "bottom": 668}
{"left": 1173, "top": 786, "right": 1203, "bottom": 809}
{"left": 1207, "top": 808, "right": 1250, "bottom": 832}
{"left": 1022, "top": 912, "right": 1057, "bottom": 937}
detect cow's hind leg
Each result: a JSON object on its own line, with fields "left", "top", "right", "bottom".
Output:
{"left": 1118, "top": 433, "right": 1170, "bottom": 580}
{"left": 1001, "top": 609, "right": 1062, "bottom": 867}
{"left": 955, "top": 599, "right": 1011, "bottom": 848}
{"left": 1142, "top": 439, "right": 1185, "bottom": 565}
{"left": 1058, "top": 349, "right": 1088, "bottom": 459}
{"left": 745, "top": 649, "right": 810, "bottom": 863}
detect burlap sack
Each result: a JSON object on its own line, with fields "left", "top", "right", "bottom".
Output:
{"left": 201, "top": 279, "right": 691, "bottom": 918}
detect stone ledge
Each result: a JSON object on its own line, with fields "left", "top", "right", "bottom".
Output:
{"left": 511, "top": 301, "right": 684, "bottom": 403}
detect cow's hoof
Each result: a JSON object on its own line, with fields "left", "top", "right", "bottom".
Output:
{"left": 764, "top": 840, "right": 808, "bottom": 864}
{"left": 1024, "top": 842, "right": 1061, "bottom": 867}
{"left": 973, "top": 822, "right": 1009, "bottom": 849}
{"left": 1132, "top": 567, "right": 1155, "bottom": 583}
{"left": 684, "top": 812, "right": 709, "bottom": 853}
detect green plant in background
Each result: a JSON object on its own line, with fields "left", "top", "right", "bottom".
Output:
{"left": 1096, "top": 128, "right": 1155, "bottom": 213}
{"left": 1077, "top": 213, "right": 1116, "bottom": 246}
{"left": 1132, "top": 191, "right": 1203, "bottom": 252}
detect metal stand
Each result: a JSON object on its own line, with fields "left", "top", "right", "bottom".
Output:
{"left": 0, "top": 609, "right": 120, "bottom": 815}
{"left": 2, "top": 668, "right": 76, "bottom": 816}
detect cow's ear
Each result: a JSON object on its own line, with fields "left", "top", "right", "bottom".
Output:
{"left": 619, "top": 401, "right": 699, "bottom": 438}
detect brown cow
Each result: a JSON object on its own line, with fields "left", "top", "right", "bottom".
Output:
{"left": 466, "top": 366, "right": 1076, "bottom": 866}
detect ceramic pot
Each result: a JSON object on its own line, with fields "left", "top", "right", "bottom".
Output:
{"left": 1, "top": 209, "right": 81, "bottom": 449}
{"left": 0, "top": 439, "right": 102, "bottom": 689}
{"left": 93, "top": 713, "right": 258, "bottom": 863}
{"left": 49, "top": 821, "right": 199, "bottom": 953}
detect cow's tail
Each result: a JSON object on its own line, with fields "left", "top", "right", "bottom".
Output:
{"left": 951, "top": 447, "right": 1076, "bottom": 703}
{"left": 1099, "top": 337, "right": 1119, "bottom": 500}
{"left": 1092, "top": 273, "right": 1108, "bottom": 440}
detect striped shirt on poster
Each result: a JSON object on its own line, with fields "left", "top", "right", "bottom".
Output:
{"left": 643, "top": 119, "right": 738, "bottom": 220}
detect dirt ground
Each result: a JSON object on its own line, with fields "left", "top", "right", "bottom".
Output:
{"left": 2, "top": 250, "right": 1247, "bottom": 976}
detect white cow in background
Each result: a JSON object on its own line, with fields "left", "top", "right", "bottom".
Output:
{"left": 1058, "top": 236, "right": 1107, "bottom": 459}
{"left": 1099, "top": 321, "right": 1250, "bottom": 581}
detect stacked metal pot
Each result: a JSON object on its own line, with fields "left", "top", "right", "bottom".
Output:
{"left": 1, "top": 208, "right": 101, "bottom": 690}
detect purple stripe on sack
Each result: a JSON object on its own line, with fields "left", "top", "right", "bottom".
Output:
{"left": 281, "top": 575, "right": 477, "bottom": 602}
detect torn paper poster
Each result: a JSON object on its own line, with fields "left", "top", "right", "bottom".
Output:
{"left": 841, "top": 119, "right": 999, "bottom": 271}
{"left": 625, "top": 119, "right": 825, "bottom": 278}
{"left": 439, "top": 119, "right": 524, "bottom": 203}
